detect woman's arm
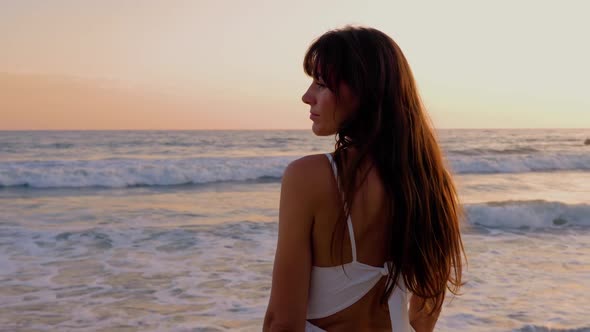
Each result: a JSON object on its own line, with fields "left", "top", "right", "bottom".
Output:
{"left": 409, "top": 293, "right": 443, "bottom": 332}
{"left": 263, "top": 158, "right": 316, "bottom": 331}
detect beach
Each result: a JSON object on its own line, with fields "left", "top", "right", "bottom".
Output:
{"left": 0, "top": 129, "right": 589, "bottom": 331}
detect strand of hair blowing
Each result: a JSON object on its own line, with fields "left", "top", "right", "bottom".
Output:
{"left": 305, "top": 26, "right": 465, "bottom": 315}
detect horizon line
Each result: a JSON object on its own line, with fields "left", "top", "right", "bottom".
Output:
{"left": 1, "top": 128, "right": 588, "bottom": 132}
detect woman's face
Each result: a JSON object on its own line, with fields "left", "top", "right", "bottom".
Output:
{"left": 301, "top": 78, "right": 358, "bottom": 136}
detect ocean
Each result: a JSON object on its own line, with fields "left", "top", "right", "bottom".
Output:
{"left": 0, "top": 129, "right": 589, "bottom": 332}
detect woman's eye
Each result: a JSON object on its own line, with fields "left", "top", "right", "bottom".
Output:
{"left": 315, "top": 82, "right": 326, "bottom": 89}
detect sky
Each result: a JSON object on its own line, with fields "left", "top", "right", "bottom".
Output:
{"left": 0, "top": 0, "right": 589, "bottom": 130}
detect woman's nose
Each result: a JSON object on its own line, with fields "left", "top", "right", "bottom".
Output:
{"left": 302, "top": 88, "right": 314, "bottom": 105}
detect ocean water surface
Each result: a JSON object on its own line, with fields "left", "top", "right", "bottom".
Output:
{"left": 0, "top": 129, "right": 589, "bottom": 331}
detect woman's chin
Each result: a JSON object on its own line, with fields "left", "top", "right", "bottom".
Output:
{"left": 311, "top": 124, "right": 333, "bottom": 137}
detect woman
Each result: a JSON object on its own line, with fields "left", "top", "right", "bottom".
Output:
{"left": 264, "top": 26, "right": 465, "bottom": 332}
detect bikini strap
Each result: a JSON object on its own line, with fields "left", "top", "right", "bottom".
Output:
{"left": 324, "top": 153, "right": 357, "bottom": 261}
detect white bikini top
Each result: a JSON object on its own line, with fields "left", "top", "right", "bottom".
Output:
{"left": 306, "top": 153, "right": 413, "bottom": 332}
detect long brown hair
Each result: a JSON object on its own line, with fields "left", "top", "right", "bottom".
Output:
{"left": 303, "top": 26, "right": 465, "bottom": 313}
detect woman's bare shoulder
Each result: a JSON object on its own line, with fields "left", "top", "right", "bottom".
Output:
{"left": 285, "top": 154, "right": 330, "bottom": 177}
{"left": 282, "top": 154, "right": 333, "bottom": 193}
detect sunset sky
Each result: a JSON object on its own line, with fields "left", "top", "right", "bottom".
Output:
{"left": 1, "top": 0, "right": 589, "bottom": 130}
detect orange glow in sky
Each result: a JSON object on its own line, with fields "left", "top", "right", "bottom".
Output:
{"left": 0, "top": 1, "right": 589, "bottom": 130}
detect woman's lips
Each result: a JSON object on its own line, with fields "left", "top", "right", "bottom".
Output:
{"left": 310, "top": 112, "right": 319, "bottom": 120}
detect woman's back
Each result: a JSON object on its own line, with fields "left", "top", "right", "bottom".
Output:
{"left": 307, "top": 152, "right": 393, "bottom": 331}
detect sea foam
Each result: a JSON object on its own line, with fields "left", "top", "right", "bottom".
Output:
{"left": 465, "top": 200, "right": 590, "bottom": 229}
{"left": 1, "top": 153, "right": 589, "bottom": 189}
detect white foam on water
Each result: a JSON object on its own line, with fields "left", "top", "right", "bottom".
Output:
{"left": 515, "top": 325, "right": 590, "bottom": 332}
{"left": 1, "top": 152, "right": 589, "bottom": 189}
{"left": 1, "top": 217, "right": 589, "bottom": 331}
{"left": 450, "top": 153, "right": 590, "bottom": 174}
{"left": 0, "top": 222, "right": 279, "bottom": 330}
{"left": 466, "top": 200, "right": 590, "bottom": 229}
{"left": 0, "top": 157, "right": 291, "bottom": 188}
